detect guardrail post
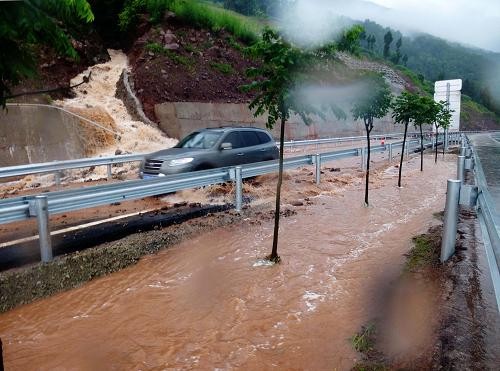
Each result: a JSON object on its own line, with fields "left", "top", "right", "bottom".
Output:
{"left": 457, "top": 155, "right": 465, "bottom": 182}
{"left": 315, "top": 154, "right": 321, "bottom": 185}
{"left": 54, "top": 171, "right": 61, "bottom": 187}
{"left": 107, "top": 164, "right": 112, "bottom": 181}
{"left": 405, "top": 142, "right": 410, "bottom": 160}
{"left": 441, "top": 179, "right": 461, "bottom": 262}
{"left": 388, "top": 143, "right": 393, "bottom": 163}
{"left": 234, "top": 166, "right": 243, "bottom": 212}
{"left": 34, "top": 196, "right": 53, "bottom": 262}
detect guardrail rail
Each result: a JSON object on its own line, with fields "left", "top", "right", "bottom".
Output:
{"left": 0, "top": 132, "right": 462, "bottom": 263}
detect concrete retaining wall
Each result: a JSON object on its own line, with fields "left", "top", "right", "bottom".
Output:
{"left": 0, "top": 105, "right": 89, "bottom": 167}
{"left": 155, "top": 102, "right": 396, "bottom": 140}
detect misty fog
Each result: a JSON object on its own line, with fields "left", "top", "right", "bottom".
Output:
{"left": 278, "top": 0, "right": 500, "bottom": 53}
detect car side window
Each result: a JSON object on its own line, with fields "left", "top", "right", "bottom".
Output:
{"left": 240, "top": 131, "right": 261, "bottom": 147}
{"left": 256, "top": 131, "right": 272, "bottom": 144}
{"left": 222, "top": 132, "right": 244, "bottom": 149}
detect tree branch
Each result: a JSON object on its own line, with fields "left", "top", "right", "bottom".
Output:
{"left": 6, "top": 71, "right": 91, "bottom": 100}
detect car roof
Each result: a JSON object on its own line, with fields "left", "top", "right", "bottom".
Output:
{"left": 200, "top": 126, "right": 269, "bottom": 133}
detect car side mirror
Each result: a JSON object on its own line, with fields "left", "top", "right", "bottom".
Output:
{"left": 220, "top": 142, "right": 232, "bottom": 150}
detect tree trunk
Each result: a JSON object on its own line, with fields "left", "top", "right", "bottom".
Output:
{"left": 269, "top": 117, "right": 286, "bottom": 263}
{"left": 398, "top": 121, "right": 408, "bottom": 187}
{"left": 419, "top": 124, "right": 424, "bottom": 172}
{"left": 435, "top": 124, "right": 438, "bottom": 163}
{"left": 443, "top": 130, "right": 446, "bottom": 157}
{"left": 364, "top": 119, "right": 371, "bottom": 206}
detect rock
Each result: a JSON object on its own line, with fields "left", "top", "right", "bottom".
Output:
{"left": 164, "top": 43, "right": 180, "bottom": 50}
{"left": 115, "top": 149, "right": 123, "bottom": 155}
{"left": 330, "top": 168, "right": 341, "bottom": 172}
{"left": 163, "top": 30, "right": 177, "bottom": 44}
{"left": 148, "top": 51, "right": 155, "bottom": 57}
{"left": 291, "top": 201, "right": 304, "bottom": 207}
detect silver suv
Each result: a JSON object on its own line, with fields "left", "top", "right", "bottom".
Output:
{"left": 140, "top": 127, "right": 278, "bottom": 178}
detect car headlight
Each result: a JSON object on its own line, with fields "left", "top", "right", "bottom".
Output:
{"left": 168, "top": 158, "right": 194, "bottom": 166}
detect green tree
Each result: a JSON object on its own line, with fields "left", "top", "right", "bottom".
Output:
{"left": 434, "top": 101, "right": 452, "bottom": 163}
{"left": 243, "top": 28, "right": 346, "bottom": 263}
{"left": 383, "top": 30, "right": 393, "bottom": 59}
{"left": 413, "top": 95, "right": 439, "bottom": 171}
{"left": 0, "top": 0, "right": 94, "bottom": 108}
{"left": 351, "top": 74, "right": 392, "bottom": 206}
{"left": 402, "top": 54, "right": 408, "bottom": 66}
{"left": 392, "top": 37, "right": 402, "bottom": 64}
{"left": 391, "top": 91, "right": 421, "bottom": 187}
{"left": 338, "top": 25, "right": 364, "bottom": 56}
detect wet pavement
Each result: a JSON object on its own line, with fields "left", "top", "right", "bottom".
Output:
{"left": 470, "top": 132, "right": 500, "bottom": 209}
{"left": 0, "top": 155, "right": 455, "bottom": 370}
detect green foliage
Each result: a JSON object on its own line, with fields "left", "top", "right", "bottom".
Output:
{"left": 209, "top": 61, "right": 234, "bottom": 75}
{"left": 119, "top": 0, "right": 172, "bottom": 30}
{"left": 0, "top": 0, "right": 94, "bottom": 107}
{"left": 144, "top": 42, "right": 193, "bottom": 67}
{"left": 219, "top": 0, "right": 282, "bottom": 17}
{"left": 358, "top": 19, "right": 500, "bottom": 116}
{"left": 383, "top": 30, "right": 393, "bottom": 59}
{"left": 351, "top": 74, "right": 392, "bottom": 129}
{"left": 350, "top": 323, "right": 376, "bottom": 353}
{"left": 119, "top": 0, "right": 261, "bottom": 44}
{"left": 242, "top": 28, "right": 344, "bottom": 129}
{"left": 406, "top": 234, "right": 439, "bottom": 271}
{"left": 393, "top": 65, "right": 433, "bottom": 95}
{"left": 391, "top": 91, "right": 422, "bottom": 126}
{"left": 352, "top": 73, "right": 392, "bottom": 205}
{"left": 435, "top": 101, "right": 453, "bottom": 131}
{"left": 242, "top": 27, "right": 350, "bottom": 262}
{"left": 337, "top": 25, "right": 365, "bottom": 56}
{"left": 413, "top": 95, "right": 440, "bottom": 129}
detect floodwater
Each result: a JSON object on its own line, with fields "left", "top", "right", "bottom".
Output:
{"left": 0, "top": 156, "right": 454, "bottom": 370}
{"left": 58, "top": 49, "right": 177, "bottom": 157}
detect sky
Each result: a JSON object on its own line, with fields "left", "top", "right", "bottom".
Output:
{"left": 359, "top": 0, "right": 500, "bottom": 52}
{"left": 280, "top": 0, "right": 500, "bottom": 52}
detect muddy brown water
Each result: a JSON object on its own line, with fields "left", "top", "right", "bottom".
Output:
{"left": 0, "top": 156, "right": 454, "bottom": 370}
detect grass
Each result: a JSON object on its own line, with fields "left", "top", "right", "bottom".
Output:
{"left": 350, "top": 323, "right": 376, "bottom": 353}
{"left": 145, "top": 42, "right": 194, "bottom": 68}
{"left": 394, "top": 65, "right": 434, "bottom": 95}
{"left": 210, "top": 61, "right": 234, "bottom": 75}
{"left": 405, "top": 233, "right": 439, "bottom": 271}
{"left": 120, "top": 0, "right": 262, "bottom": 44}
{"left": 184, "top": 43, "right": 198, "bottom": 53}
{"left": 173, "top": 1, "right": 260, "bottom": 44}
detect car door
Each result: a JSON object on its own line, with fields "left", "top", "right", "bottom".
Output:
{"left": 239, "top": 130, "right": 263, "bottom": 164}
{"left": 218, "top": 131, "right": 247, "bottom": 167}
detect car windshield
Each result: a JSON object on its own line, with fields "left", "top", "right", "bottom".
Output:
{"left": 175, "top": 131, "right": 222, "bottom": 149}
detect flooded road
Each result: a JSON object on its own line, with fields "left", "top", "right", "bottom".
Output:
{"left": 0, "top": 156, "right": 454, "bottom": 370}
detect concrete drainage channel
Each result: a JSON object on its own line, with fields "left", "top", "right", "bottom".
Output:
{"left": 0, "top": 134, "right": 462, "bottom": 266}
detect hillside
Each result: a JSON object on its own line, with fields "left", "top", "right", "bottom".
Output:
{"left": 7, "top": 0, "right": 500, "bottom": 132}
{"left": 357, "top": 19, "right": 500, "bottom": 117}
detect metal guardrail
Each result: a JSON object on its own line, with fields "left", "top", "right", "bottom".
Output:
{"left": 465, "top": 135, "right": 500, "bottom": 311}
{"left": 440, "top": 134, "right": 499, "bottom": 311}
{"left": 0, "top": 131, "right": 435, "bottom": 181}
{"left": 0, "top": 154, "right": 145, "bottom": 179}
{"left": 0, "top": 133, "right": 460, "bottom": 263}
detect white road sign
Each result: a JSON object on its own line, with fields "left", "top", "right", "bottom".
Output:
{"left": 435, "top": 79, "right": 462, "bottom": 93}
{"left": 434, "top": 79, "right": 462, "bottom": 131}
